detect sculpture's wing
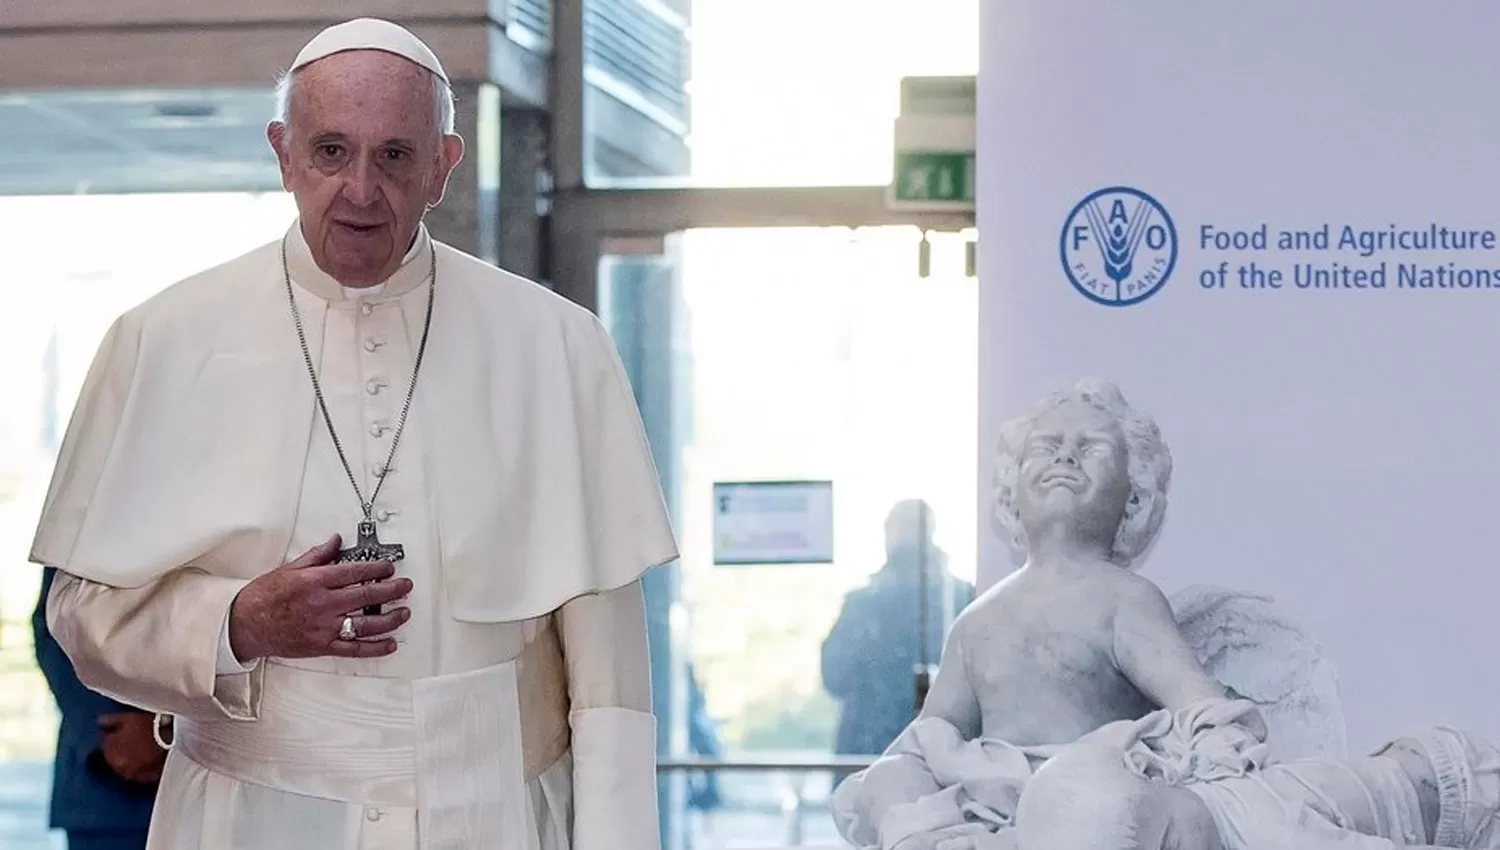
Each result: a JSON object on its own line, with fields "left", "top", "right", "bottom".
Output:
{"left": 1169, "top": 583, "right": 1347, "bottom": 761}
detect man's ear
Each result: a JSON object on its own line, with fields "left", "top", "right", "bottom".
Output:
{"left": 266, "top": 122, "right": 295, "bottom": 192}
{"left": 428, "top": 134, "right": 466, "bottom": 208}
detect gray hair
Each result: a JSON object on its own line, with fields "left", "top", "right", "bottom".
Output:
{"left": 272, "top": 66, "right": 456, "bottom": 136}
{"left": 991, "top": 378, "right": 1172, "bottom": 568}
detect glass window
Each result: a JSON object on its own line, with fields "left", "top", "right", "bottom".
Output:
{"left": 0, "top": 192, "right": 295, "bottom": 850}
{"left": 680, "top": 0, "right": 977, "bottom": 187}
{"left": 584, "top": 0, "right": 979, "bottom": 187}
{"left": 601, "top": 225, "right": 977, "bottom": 849}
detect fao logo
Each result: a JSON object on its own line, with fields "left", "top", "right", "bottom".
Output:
{"left": 1060, "top": 187, "right": 1178, "bottom": 307}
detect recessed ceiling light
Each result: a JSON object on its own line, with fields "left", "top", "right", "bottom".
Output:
{"left": 155, "top": 103, "right": 219, "bottom": 119}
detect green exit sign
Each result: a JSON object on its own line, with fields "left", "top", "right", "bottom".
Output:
{"left": 892, "top": 151, "right": 975, "bottom": 207}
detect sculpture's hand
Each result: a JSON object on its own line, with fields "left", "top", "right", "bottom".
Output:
{"left": 228, "top": 535, "right": 412, "bottom": 661}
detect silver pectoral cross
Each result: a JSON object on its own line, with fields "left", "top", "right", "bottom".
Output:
{"left": 335, "top": 519, "right": 404, "bottom": 616}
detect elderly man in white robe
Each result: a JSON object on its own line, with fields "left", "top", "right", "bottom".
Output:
{"left": 30, "top": 18, "right": 677, "bottom": 850}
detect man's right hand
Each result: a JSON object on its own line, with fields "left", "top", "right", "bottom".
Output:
{"left": 97, "top": 712, "right": 166, "bottom": 785}
{"left": 228, "top": 535, "right": 413, "bottom": 661}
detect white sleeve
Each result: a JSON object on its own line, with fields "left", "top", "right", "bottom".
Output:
{"left": 557, "top": 580, "right": 660, "bottom": 850}
{"left": 217, "top": 610, "right": 258, "bottom": 675}
{"left": 47, "top": 569, "right": 263, "bottom": 720}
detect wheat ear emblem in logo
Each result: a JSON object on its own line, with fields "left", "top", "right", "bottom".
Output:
{"left": 1060, "top": 187, "right": 1178, "bottom": 306}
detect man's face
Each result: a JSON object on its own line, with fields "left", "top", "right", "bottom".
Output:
{"left": 1016, "top": 401, "right": 1132, "bottom": 548}
{"left": 267, "top": 50, "right": 464, "bottom": 287}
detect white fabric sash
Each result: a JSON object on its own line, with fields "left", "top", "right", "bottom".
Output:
{"left": 176, "top": 661, "right": 532, "bottom": 849}
{"left": 413, "top": 664, "right": 532, "bottom": 849}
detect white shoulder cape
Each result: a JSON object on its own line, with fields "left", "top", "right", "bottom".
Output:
{"left": 29, "top": 225, "right": 679, "bottom": 623}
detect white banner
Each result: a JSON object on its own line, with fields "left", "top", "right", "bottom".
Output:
{"left": 979, "top": 1, "right": 1500, "bottom": 753}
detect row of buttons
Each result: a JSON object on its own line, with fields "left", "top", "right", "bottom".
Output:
{"left": 359, "top": 312, "right": 399, "bottom": 530}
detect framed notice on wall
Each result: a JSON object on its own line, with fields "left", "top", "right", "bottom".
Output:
{"left": 712, "top": 480, "right": 834, "bottom": 566}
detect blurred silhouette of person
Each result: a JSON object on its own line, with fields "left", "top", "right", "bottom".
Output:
{"left": 33, "top": 567, "right": 159, "bottom": 850}
{"left": 680, "top": 664, "right": 724, "bottom": 850}
{"left": 820, "top": 500, "right": 974, "bottom": 785}
{"left": 685, "top": 665, "right": 724, "bottom": 815}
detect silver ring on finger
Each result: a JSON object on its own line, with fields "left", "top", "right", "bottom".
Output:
{"left": 339, "top": 615, "right": 357, "bottom": 641}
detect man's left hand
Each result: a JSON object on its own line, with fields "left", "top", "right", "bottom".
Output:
{"left": 98, "top": 712, "right": 166, "bottom": 784}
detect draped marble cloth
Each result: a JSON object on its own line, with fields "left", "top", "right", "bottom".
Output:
{"left": 846, "top": 697, "right": 1500, "bottom": 850}
{"left": 1120, "top": 702, "right": 1500, "bottom": 850}
{"left": 830, "top": 716, "right": 1051, "bottom": 850}
{"left": 830, "top": 700, "right": 1269, "bottom": 850}
{"left": 30, "top": 222, "right": 679, "bottom": 850}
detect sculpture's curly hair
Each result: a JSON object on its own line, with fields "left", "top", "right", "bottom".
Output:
{"left": 991, "top": 378, "right": 1172, "bottom": 569}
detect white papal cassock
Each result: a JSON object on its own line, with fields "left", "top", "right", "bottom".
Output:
{"left": 30, "top": 221, "right": 679, "bottom": 850}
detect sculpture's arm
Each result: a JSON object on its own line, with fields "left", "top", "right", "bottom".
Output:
{"left": 916, "top": 622, "right": 981, "bottom": 739}
{"left": 46, "top": 568, "right": 261, "bottom": 721}
{"left": 557, "top": 579, "right": 660, "bottom": 850}
{"left": 1111, "top": 576, "right": 1227, "bottom": 712}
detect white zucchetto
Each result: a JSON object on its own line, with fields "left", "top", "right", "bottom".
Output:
{"left": 290, "top": 17, "right": 449, "bottom": 82}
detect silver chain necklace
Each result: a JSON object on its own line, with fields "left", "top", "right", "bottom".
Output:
{"left": 281, "top": 238, "right": 435, "bottom": 610}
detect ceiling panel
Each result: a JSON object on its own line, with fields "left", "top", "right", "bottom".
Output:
{"left": 0, "top": 87, "right": 282, "bottom": 195}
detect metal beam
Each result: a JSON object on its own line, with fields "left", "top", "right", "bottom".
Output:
{"left": 546, "top": 229, "right": 600, "bottom": 313}
{"left": 553, "top": 185, "right": 976, "bottom": 236}
{"left": 0, "top": 17, "right": 500, "bottom": 89}
{"left": 497, "top": 106, "right": 547, "bottom": 278}
{"left": 548, "top": 0, "right": 587, "bottom": 190}
{"left": 655, "top": 755, "right": 876, "bottom": 772}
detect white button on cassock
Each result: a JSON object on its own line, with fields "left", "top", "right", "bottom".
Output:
{"left": 370, "top": 423, "right": 388, "bottom": 437}
{"left": 365, "top": 378, "right": 386, "bottom": 395}
{"left": 360, "top": 302, "right": 374, "bottom": 316}
{"left": 365, "top": 808, "right": 383, "bottom": 822}
{"left": 364, "top": 338, "right": 384, "bottom": 352}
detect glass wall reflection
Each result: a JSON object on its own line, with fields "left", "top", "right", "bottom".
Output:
{"left": 604, "top": 226, "right": 977, "bottom": 849}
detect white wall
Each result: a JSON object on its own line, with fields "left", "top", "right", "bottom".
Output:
{"left": 978, "top": 1, "right": 1500, "bottom": 753}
